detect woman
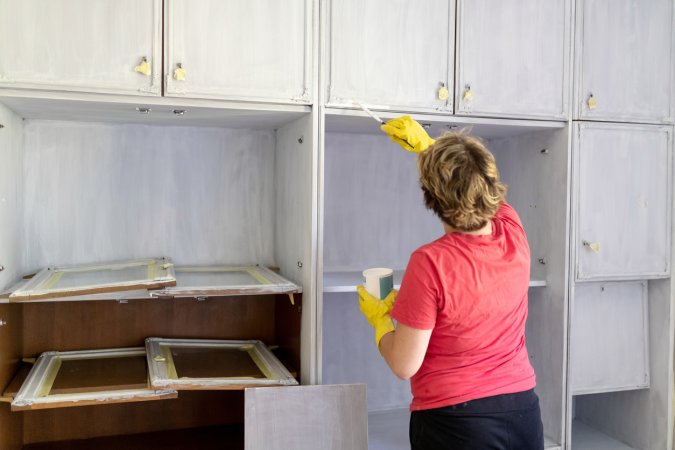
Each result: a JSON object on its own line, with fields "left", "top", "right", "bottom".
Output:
{"left": 358, "top": 116, "right": 544, "bottom": 450}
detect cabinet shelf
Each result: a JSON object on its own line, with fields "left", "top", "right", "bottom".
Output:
{"left": 0, "top": 90, "right": 309, "bottom": 129}
{"left": 324, "top": 107, "right": 566, "bottom": 139}
{"left": 22, "top": 424, "right": 244, "bottom": 450}
{"left": 323, "top": 269, "right": 546, "bottom": 293}
{"left": 572, "top": 419, "right": 637, "bottom": 450}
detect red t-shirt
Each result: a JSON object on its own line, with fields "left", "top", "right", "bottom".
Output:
{"left": 390, "top": 202, "right": 536, "bottom": 411}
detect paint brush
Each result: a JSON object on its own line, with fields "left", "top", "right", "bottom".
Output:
{"left": 353, "top": 102, "right": 385, "bottom": 125}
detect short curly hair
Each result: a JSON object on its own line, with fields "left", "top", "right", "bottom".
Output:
{"left": 417, "top": 131, "right": 507, "bottom": 232}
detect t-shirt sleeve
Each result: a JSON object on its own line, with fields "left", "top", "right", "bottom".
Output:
{"left": 390, "top": 250, "right": 439, "bottom": 330}
{"left": 495, "top": 201, "right": 524, "bottom": 231}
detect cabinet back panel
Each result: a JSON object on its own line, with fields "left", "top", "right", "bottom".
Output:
{"left": 22, "top": 121, "right": 276, "bottom": 272}
{"left": 21, "top": 297, "right": 276, "bottom": 357}
{"left": 323, "top": 132, "right": 441, "bottom": 271}
{"left": 22, "top": 390, "right": 244, "bottom": 444}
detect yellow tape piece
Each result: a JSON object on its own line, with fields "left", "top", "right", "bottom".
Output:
{"left": 287, "top": 293, "right": 295, "bottom": 306}
{"left": 134, "top": 59, "right": 151, "bottom": 76}
{"left": 247, "top": 347, "right": 274, "bottom": 380}
{"left": 147, "top": 261, "right": 157, "bottom": 280}
{"left": 163, "top": 346, "right": 178, "bottom": 380}
{"left": 247, "top": 268, "right": 272, "bottom": 285}
{"left": 41, "top": 272, "right": 64, "bottom": 291}
{"left": 37, "top": 358, "right": 62, "bottom": 398}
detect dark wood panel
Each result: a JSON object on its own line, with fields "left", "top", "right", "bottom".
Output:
{"left": 23, "top": 424, "right": 243, "bottom": 450}
{"left": 274, "top": 293, "right": 302, "bottom": 379}
{"left": 0, "top": 303, "right": 24, "bottom": 450}
{"left": 22, "top": 296, "right": 276, "bottom": 356}
{"left": 0, "top": 402, "right": 23, "bottom": 450}
{"left": 23, "top": 391, "right": 244, "bottom": 444}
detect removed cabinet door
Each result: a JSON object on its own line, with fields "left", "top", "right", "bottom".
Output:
{"left": 455, "top": 0, "right": 570, "bottom": 119}
{"left": 326, "top": 0, "right": 454, "bottom": 113}
{"left": 165, "top": 0, "right": 312, "bottom": 103}
{"left": 0, "top": 0, "right": 161, "bottom": 95}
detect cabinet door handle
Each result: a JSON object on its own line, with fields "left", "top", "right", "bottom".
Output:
{"left": 134, "top": 57, "right": 151, "bottom": 76}
{"left": 174, "top": 63, "right": 187, "bottom": 81}
{"left": 587, "top": 93, "right": 597, "bottom": 110}
{"left": 437, "top": 82, "right": 449, "bottom": 101}
{"left": 582, "top": 240, "right": 601, "bottom": 253}
{"left": 463, "top": 84, "right": 473, "bottom": 102}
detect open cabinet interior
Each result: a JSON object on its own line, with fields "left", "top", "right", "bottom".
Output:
{"left": 569, "top": 278, "right": 673, "bottom": 450}
{"left": 0, "top": 100, "right": 313, "bottom": 449}
{"left": 320, "top": 114, "right": 570, "bottom": 450}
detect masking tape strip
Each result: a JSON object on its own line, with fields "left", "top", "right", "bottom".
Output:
{"left": 36, "top": 358, "right": 62, "bottom": 398}
{"left": 246, "top": 268, "right": 272, "bottom": 285}
{"left": 147, "top": 261, "right": 157, "bottom": 280}
{"left": 163, "top": 346, "right": 178, "bottom": 380}
{"left": 41, "top": 272, "right": 64, "bottom": 291}
{"left": 247, "top": 347, "right": 275, "bottom": 380}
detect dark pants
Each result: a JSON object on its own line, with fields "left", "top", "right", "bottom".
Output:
{"left": 409, "top": 389, "right": 544, "bottom": 450}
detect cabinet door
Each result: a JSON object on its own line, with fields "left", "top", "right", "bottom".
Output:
{"left": 575, "top": 0, "right": 675, "bottom": 123}
{"left": 327, "top": 0, "right": 454, "bottom": 112}
{"left": 571, "top": 282, "right": 649, "bottom": 394}
{"left": 245, "top": 384, "right": 367, "bottom": 450}
{"left": 165, "top": 0, "right": 311, "bottom": 103}
{"left": 455, "top": 0, "right": 570, "bottom": 119}
{"left": 575, "top": 123, "right": 672, "bottom": 280}
{"left": 0, "top": 0, "right": 161, "bottom": 95}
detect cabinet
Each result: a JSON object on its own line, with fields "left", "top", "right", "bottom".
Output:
{"left": 574, "top": 0, "right": 675, "bottom": 123}
{"left": 574, "top": 122, "right": 672, "bottom": 281}
{"left": 0, "top": 0, "right": 161, "bottom": 96}
{"left": 165, "top": 0, "right": 312, "bottom": 103}
{"left": 325, "top": 0, "right": 454, "bottom": 112}
{"left": 455, "top": 0, "right": 570, "bottom": 120}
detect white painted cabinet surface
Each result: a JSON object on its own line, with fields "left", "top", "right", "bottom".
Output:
{"left": 575, "top": 0, "right": 675, "bottom": 123}
{"left": 570, "top": 281, "right": 650, "bottom": 395}
{"left": 0, "top": 0, "right": 161, "bottom": 95}
{"left": 326, "top": 0, "right": 454, "bottom": 112}
{"left": 455, "top": 0, "right": 570, "bottom": 119}
{"left": 574, "top": 123, "right": 672, "bottom": 280}
{"left": 165, "top": 0, "right": 312, "bottom": 103}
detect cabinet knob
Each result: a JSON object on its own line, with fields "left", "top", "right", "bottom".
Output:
{"left": 174, "top": 63, "right": 187, "bottom": 81}
{"left": 463, "top": 84, "right": 473, "bottom": 102}
{"left": 582, "top": 240, "right": 601, "bottom": 253}
{"left": 587, "top": 93, "right": 597, "bottom": 110}
{"left": 134, "top": 57, "right": 151, "bottom": 76}
{"left": 437, "top": 82, "right": 449, "bottom": 101}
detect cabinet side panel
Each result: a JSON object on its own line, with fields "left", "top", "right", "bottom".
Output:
{"left": 0, "top": 303, "right": 23, "bottom": 450}
{"left": 0, "top": 103, "right": 24, "bottom": 291}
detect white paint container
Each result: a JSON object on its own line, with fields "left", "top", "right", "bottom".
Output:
{"left": 362, "top": 268, "right": 394, "bottom": 300}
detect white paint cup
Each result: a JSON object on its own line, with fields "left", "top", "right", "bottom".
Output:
{"left": 362, "top": 268, "right": 394, "bottom": 300}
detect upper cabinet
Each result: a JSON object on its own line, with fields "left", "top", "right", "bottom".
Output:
{"left": 164, "top": 0, "right": 312, "bottom": 104}
{"left": 326, "top": 0, "right": 454, "bottom": 113}
{"left": 0, "top": 0, "right": 161, "bottom": 96}
{"left": 455, "top": 0, "right": 570, "bottom": 120}
{"left": 575, "top": 0, "right": 675, "bottom": 123}
{"left": 574, "top": 122, "right": 672, "bottom": 281}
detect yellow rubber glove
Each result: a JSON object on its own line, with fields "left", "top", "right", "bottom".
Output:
{"left": 357, "top": 285, "right": 397, "bottom": 348}
{"left": 380, "top": 116, "right": 435, "bottom": 154}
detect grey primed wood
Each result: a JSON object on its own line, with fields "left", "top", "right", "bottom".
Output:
{"left": 275, "top": 114, "right": 317, "bottom": 384}
{"left": 573, "top": 279, "right": 674, "bottom": 450}
{"left": 574, "top": 123, "right": 672, "bottom": 280}
{"left": 165, "top": 0, "right": 311, "bottom": 103}
{"left": 0, "top": 0, "right": 161, "bottom": 96}
{"left": 322, "top": 292, "right": 412, "bottom": 411}
{"left": 575, "top": 0, "right": 675, "bottom": 123}
{"left": 327, "top": 0, "right": 454, "bottom": 112}
{"left": 0, "top": 104, "right": 23, "bottom": 291}
{"left": 455, "top": 0, "right": 570, "bottom": 119}
{"left": 489, "top": 128, "right": 570, "bottom": 447}
{"left": 570, "top": 282, "right": 649, "bottom": 394}
{"left": 571, "top": 420, "right": 637, "bottom": 450}
{"left": 244, "top": 384, "right": 367, "bottom": 450}
{"left": 22, "top": 121, "right": 276, "bottom": 272}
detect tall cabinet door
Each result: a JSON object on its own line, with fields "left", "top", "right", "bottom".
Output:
{"left": 0, "top": 0, "right": 161, "bottom": 96}
{"left": 455, "top": 0, "right": 570, "bottom": 119}
{"left": 326, "top": 0, "right": 454, "bottom": 113}
{"left": 165, "top": 0, "right": 312, "bottom": 104}
{"left": 574, "top": 123, "right": 672, "bottom": 280}
{"left": 575, "top": 0, "right": 675, "bottom": 123}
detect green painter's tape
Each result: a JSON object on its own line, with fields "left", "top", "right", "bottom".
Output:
{"left": 378, "top": 276, "right": 393, "bottom": 300}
